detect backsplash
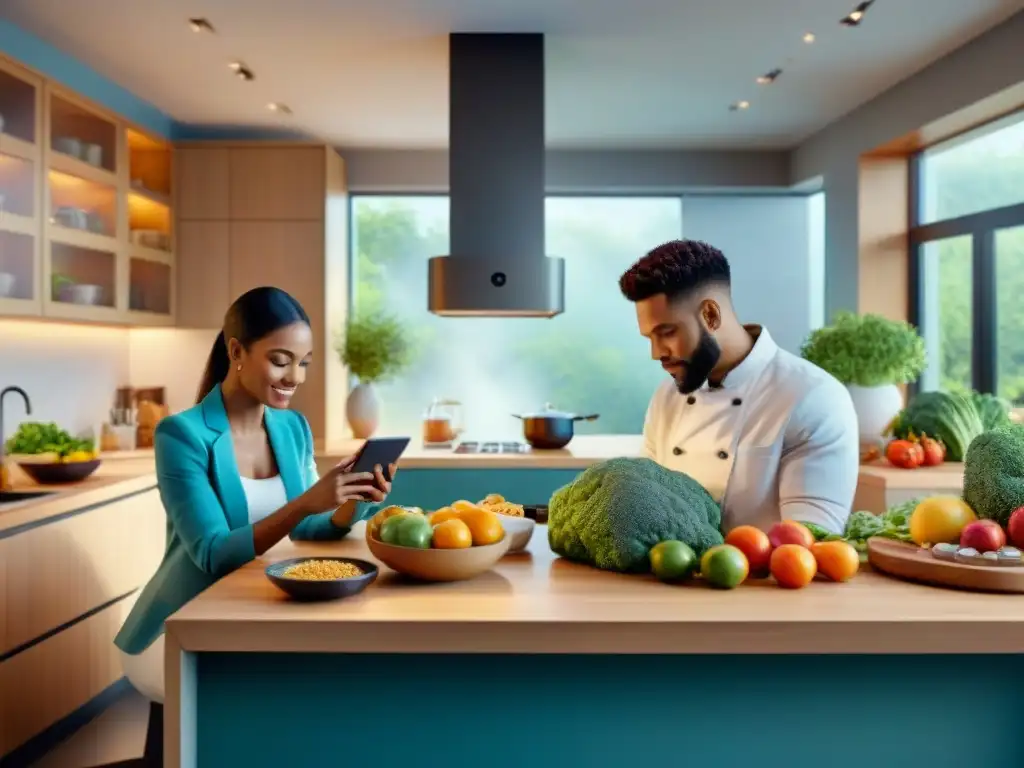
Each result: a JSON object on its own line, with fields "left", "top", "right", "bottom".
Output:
{"left": 0, "top": 320, "right": 218, "bottom": 444}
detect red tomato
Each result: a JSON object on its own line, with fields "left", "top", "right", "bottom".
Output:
{"left": 919, "top": 435, "right": 945, "bottom": 466}
{"left": 886, "top": 439, "right": 923, "bottom": 469}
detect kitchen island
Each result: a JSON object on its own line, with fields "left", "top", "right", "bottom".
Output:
{"left": 164, "top": 525, "right": 1024, "bottom": 768}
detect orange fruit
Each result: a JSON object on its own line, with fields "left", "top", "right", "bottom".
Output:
{"left": 451, "top": 499, "right": 483, "bottom": 514}
{"left": 811, "top": 541, "right": 860, "bottom": 582}
{"left": 431, "top": 519, "right": 473, "bottom": 549}
{"left": 429, "top": 506, "right": 460, "bottom": 525}
{"left": 457, "top": 507, "right": 504, "bottom": 546}
{"left": 724, "top": 525, "right": 773, "bottom": 576}
{"left": 770, "top": 544, "right": 817, "bottom": 589}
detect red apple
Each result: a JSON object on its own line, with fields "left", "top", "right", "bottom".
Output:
{"left": 768, "top": 520, "right": 815, "bottom": 549}
{"left": 959, "top": 519, "right": 1006, "bottom": 553}
{"left": 1008, "top": 507, "right": 1024, "bottom": 549}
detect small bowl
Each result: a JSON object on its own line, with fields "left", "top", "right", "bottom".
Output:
{"left": 18, "top": 459, "right": 101, "bottom": 484}
{"left": 366, "top": 534, "right": 511, "bottom": 582}
{"left": 265, "top": 557, "right": 378, "bottom": 601}
{"left": 495, "top": 514, "right": 536, "bottom": 553}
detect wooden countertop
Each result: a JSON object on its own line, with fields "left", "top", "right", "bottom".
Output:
{"left": 857, "top": 460, "right": 965, "bottom": 491}
{"left": 0, "top": 458, "right": 156, "bottom": 536}
{"left": 317, "top": 435, "right": 643, "bottom": 469}
{"left": 165, "top": 522, "right": 1024, "bottom": 655}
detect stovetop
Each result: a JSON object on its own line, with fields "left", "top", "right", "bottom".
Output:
{"left": 453, "top": 441, "right": 530, "bottom": 454}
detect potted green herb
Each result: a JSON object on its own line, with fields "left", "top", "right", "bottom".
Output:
{"left": 334, "top": 311, "right": 415, "bottom": 438}
{"left": 800, "top": 311, "right": 927, "bottom": 449}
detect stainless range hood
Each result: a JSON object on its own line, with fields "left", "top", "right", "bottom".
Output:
{"left": 427, "top": 33, "right": 565, "bottom": 318}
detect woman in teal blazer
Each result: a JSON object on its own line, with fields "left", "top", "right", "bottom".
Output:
{"left": 114, "top": 287, "right": 396, "bottom": 710}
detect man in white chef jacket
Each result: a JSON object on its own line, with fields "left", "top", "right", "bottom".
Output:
{"left": 618, "top": 239, "right": 859, "bottom": 535}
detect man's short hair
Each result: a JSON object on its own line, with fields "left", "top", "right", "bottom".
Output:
{"left": 618, "top": 239, "right": 731, "bottom": 303}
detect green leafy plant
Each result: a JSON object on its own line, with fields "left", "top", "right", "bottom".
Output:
{"left": 335, "top": 311, "right": 415, "bottom": 385}
{"left": 800, "top": 311, "right": 926, "bottom": 387}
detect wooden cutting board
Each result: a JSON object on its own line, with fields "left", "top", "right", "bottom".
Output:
{"left": 868, "top": 538, "right": 1024, "bottom": 594}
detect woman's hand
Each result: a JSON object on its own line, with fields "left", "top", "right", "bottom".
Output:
{"left": 299, "top": 457, "right": 379, "bottom": 514}
{"left": 327, "top": 460, "right": 398, "bottom": 528}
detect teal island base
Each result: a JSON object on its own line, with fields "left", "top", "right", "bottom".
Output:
{"left": 188, "top": 653, "right": 1022, "bottom": 767}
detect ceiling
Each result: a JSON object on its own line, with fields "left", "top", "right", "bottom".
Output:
{"left": 2, "top": 0, "right": 1022, "bottom": 149}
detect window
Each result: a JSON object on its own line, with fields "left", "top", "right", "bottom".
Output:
{"left": 918, "top": 112, "right": 1024, "bottom": 225}
{"left": 911, "top": 111, "right": 1024, "bottom": 401}
{"left": 351, "top": 196, "right": 681, "bottom": 437}
{"left": 996, "top": 225, "right": 1024, "bottom": 403}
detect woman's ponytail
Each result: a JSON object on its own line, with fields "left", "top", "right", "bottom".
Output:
{"left": 195, "top": 331, "right": 230, "bottom": 404}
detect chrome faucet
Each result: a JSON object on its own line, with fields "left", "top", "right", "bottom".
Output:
{"left": 0, "top": 386, "right": 31, "bottom": 490}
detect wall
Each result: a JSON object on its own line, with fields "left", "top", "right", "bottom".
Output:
{"left": 681, "top": 195, "right": 819, "bottom": 355}
{"left": 127, "top": 328, "right": 219, "bottom": 415}
{"left": 0, "top": 321, "right": 129, "bottom": 443}
{"left": 340, "top": 148, "right": 792, "bottom": 194}
{"left": 0, "top": 322, "right": 215, "bottom": 443}
{"left": 791, "top": 10, "right": 1024, "bottom": 318}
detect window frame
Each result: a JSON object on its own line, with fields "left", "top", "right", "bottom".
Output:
{"left": 907, "top": 111, "right": 1024, "bottom": 398}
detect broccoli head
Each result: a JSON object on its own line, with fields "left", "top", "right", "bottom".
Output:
{"left": 962, "top": 423, "right": 1024, "bottom": 527}
{"left": 547, "top": 457, "right": 723, "bottom": 573}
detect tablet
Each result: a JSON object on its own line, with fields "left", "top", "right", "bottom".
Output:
{"left": 350, "top": 437, "right": 411, "bottom": 483}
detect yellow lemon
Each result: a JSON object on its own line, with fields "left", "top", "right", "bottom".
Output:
{"left": 909, "top": 496, "right": 976, "bottom": 546}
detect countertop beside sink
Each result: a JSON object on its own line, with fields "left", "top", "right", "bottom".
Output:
{"left": 0, "top": 457, "right": 156, "bottom": 537}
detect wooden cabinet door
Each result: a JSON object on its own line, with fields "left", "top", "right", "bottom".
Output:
{"left": 227, "top": 220, "right": 324, "bottom": 303}
{"left": 228, "top": 221, "right": 326, "bottom": 429}
{"left": 175, "top": 221, "right": 230, "bottom": 328}
{"left": 228, "top": 147, "right": 325, "bottom": 221}
{"left": 176, "top": 148, "right": 230, "bottom": 220}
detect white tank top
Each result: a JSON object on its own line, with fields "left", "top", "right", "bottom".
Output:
{"left": 239, "top": 475, "right": 288, "bottom": 523}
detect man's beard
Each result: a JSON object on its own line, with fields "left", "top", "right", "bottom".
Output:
{"left": 674, "top": 330, "right": 721, "bottom": 394}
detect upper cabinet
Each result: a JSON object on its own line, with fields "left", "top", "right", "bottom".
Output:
{"left": 0, "top": 53, "right": 176, "bottom": 326}
{"left": 228, "top": 148, "right": 325, "bottom": 220}
{"left": 0, "top": 59, "right": 42, "bottom": 316}
{"left": 176, "top": 147, "right": 229, "bottom": 220}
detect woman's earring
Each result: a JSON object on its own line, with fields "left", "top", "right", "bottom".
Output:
{"left": 236, "top": 364, "right": 242, "bottom": 372}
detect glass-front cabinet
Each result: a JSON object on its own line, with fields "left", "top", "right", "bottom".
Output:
{"left": 0, "top": 53, "right": 176, "bottom": 324}
{"left": 126, "top": 129, "right": 174, "bottom": 323}
{"left": 0, "top": 58, "right": 41, "bottom": 314}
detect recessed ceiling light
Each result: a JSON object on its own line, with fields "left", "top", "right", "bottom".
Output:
{"left": 228, "top": 61, "right": 254, "bottom": 81}
{"left": 803, "top": 32, "right": 816, "bottom": 43}
{"left": 267, "top": 103, "right": 292, "bottom": 115}
{"left": 840, "top": 0, "right": 874, "bottom": 27}
{"left": 756, "top": 68, "right": 782, "bottom": 85}
{"left": 188, "top": 18, "right": 214, "bottom": 33}
{"left": 729, "top": 100, "right": 750, "bottom": 111}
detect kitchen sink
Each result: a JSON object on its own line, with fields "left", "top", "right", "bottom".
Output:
{"left": 0, "top": 489, "right": 57, "bottom": 504}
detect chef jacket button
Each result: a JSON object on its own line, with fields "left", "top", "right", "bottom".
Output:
{"left": 732, "top": 397, "right": 742, "bottom": 406}
{"left": 672, "top": 446, "right": 684, "bottom": 456}
{"left": 717, "top": 450, "right": 729, "bottom": 460}
{"left": 686, "top": 395, "right": 696, "bottom": 405}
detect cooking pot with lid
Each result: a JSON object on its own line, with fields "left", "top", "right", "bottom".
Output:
{"left": 511, "top": 404, "right": 599, "bottom": 449}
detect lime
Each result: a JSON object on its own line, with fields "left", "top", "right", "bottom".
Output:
{"left": 379, "top": 513, "right": 410, "bottom": 544}
{"left": 700, "top": 544, "right": 749, "bottom": 589}
{"left": 395, "top": 515, "right": 433, "bottom": 549}
{"left": 649, "top": 540, "right": 698, "bottom": 582}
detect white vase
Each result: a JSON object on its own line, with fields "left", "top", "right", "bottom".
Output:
{"left": 346, "top": 382, "right": 380, "bottom": 439}
{"left": 846, "top": 383, "right": 904, "bottom": 451}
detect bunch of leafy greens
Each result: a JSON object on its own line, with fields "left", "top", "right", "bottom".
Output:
{"left": 800, "top": 311, "right": 927, "bottom": 387}
{"left": 335, "top": 311, "right": 416, "bottom": 384}
{"left": 804, "top": 498, "right": 918, "bottom": 562}
{"left": 5, "top": 422, "right": 94, "bottom": 457}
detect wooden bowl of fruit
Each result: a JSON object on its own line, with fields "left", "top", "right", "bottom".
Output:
{"left": 365, "top": 503, "right": 511, "bottom": 582}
